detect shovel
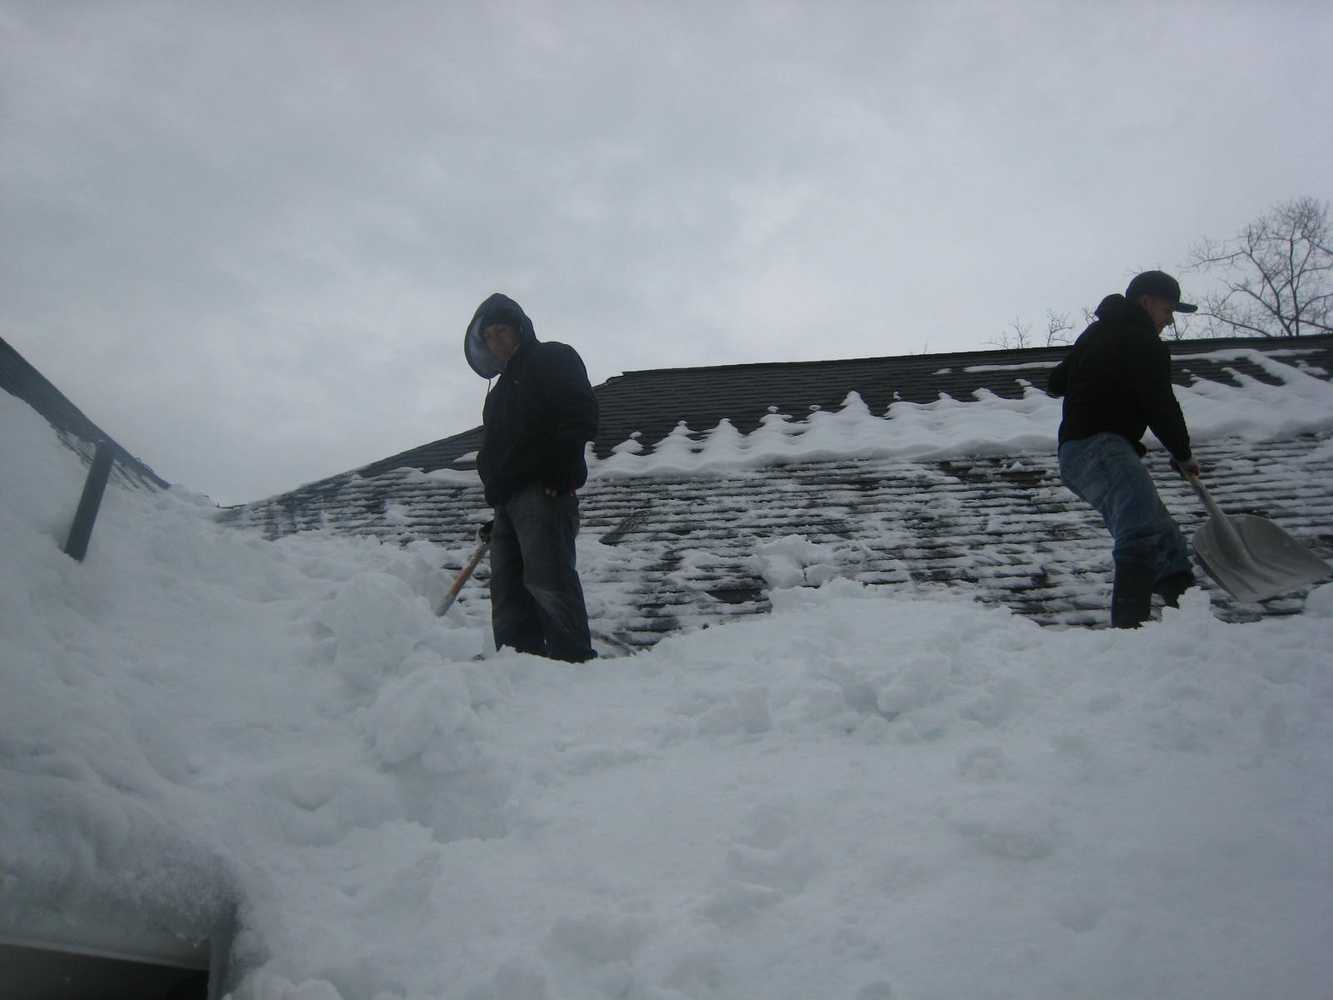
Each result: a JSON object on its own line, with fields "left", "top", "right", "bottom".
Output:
{"left": 437, "top": 529, "right": 492, "bottom": 616}
{"left": 1187, "top": 475, "right": 1331, "bottom": 603}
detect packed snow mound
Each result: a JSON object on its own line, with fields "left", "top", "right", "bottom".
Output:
{"left": 4, "top": 389, "right": 1333, "bottom": 999}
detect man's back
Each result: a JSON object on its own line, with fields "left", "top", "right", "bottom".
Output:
{"left": 479, "top": 338, "right": 598, "bottom": 507}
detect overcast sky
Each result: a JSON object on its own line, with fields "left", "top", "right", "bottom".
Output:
{"left": 4, "top": 2, "right": 1330, "bottom": 505}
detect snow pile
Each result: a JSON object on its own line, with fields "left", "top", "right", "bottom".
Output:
{"left": 4, "top": 389, "right": 1333, "bottom": 999}
{"left": 749, "top": 535, "right": 865, "bottom": 589}
{"left": 589, "top": 350, "right": 1333, "bottom": 478}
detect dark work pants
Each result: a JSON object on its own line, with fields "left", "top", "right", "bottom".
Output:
{"left": 489, "top": 484, "right": 595, "bottom": 662}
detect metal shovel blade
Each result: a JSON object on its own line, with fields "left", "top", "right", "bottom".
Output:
{"left": 1189, "top": 478, "right": 1331, "bottom": 603}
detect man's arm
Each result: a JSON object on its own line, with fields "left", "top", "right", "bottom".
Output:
{"left": 1136, "top": 336, "right": 1192, "bottom": 462}
{"left": 538, "top": 344, "right": 597, "bottom": 440}
{"left": 1047, "top": 356, "right": 1069, "bottom": 397}
{"left": 535, "top": 344, "right": 599, "bottom": 489}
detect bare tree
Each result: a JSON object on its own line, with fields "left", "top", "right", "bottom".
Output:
{"left": 988, "top": 316, "right": 1033, "bottom": 350}
{"left": 1189, "top": 196, "right": 1333, "bottom": 337}
{"left": 1163, "top": 311, "right": 1195, "bottom": 341}
{"left": 987, "top": 310, "right": 1075, "bottom": 349}
{"left": 1044, "top": 310, "right": 1076, "bottom": 346}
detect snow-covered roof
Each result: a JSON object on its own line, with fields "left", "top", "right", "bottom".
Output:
{"left": 291, "top": 335, "right": 1333, "bottom": 485}
{"left": 225, "top": 336, "right": 1333, "bottom": 645}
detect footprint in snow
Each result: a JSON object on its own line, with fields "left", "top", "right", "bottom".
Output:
{"left": 956, "top": 744, "right": 1013, "bottom": 782}
{"left": 697, "top": 801, "right": 824, "bottom": 926}
{"left": 946, "top": 798, "right": 1062, "bottom": 863}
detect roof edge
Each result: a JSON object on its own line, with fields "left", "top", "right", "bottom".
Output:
{"left": 604, "top": 332, "right": 1333, "bottom": 381}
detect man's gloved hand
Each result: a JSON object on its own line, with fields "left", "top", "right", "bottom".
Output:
{"left": 477, "top": 519, "right": 494, "bottom": 543}
{"left": 1170, "top": 454, "right": 1202, "bottom": 479}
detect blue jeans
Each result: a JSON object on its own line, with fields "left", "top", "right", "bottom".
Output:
{"left": 1058, "top": 433, "right": 1192, "bottom": 582}
{"left": 489, "top": 484, "right": 594, "bottom": 662}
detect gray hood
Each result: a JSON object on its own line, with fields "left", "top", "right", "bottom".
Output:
{"left": 464, "top": 292, "right": 537, "bottom": 378}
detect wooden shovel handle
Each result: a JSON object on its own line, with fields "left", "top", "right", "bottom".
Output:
{"left": 438, "top": 539, "right": 491, "bottom": 616}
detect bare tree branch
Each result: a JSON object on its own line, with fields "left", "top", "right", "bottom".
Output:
{"left": 984, "top": 310, "right": 1077, "bottom": 350}
{"left": 1044, "top": 310, "right": 1074, "bottom": 347}
{"left": 1188, "top": 196, "right": 1333, "bottom": 337}
{"left": 986, "top": 316, "right": 1033, "bottom": 350}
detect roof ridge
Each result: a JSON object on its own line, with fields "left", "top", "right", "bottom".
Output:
{"left": 608, "top": 332, "right": 1333, "bottom": 380}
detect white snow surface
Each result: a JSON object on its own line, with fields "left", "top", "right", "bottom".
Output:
{"left": 4, "top": 387, "right": 1333, "bottom": 999}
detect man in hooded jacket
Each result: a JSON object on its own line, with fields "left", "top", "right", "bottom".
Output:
{"left": 464, "top": 293, "right": 599, "bottom": 661}
{"left": 1048, "top": 270, "right": 1201, "bottom": 628}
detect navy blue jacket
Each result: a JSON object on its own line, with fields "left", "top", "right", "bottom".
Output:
{"left": 1048, "top": 294, "right": 1192, "bottom": 462}
{"left": 467, "top": 295, "right": 598, "bottom": 507}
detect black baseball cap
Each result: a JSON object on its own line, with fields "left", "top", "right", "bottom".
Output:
{"left": 1125, "top": 270, "right": 1197, "bottom": 313}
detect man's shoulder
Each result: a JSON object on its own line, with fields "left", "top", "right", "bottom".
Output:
{"left": 1093, "top": 311, "right": 1158, "bottom": 348}
{"left": 533, "top": 339, "right": 581, "bottom": 357}
{"left": 531, "top": 340, "right": 587, "bottom": 369}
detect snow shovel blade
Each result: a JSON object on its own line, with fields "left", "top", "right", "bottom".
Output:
{"left": 1190, "top": 482, "right": 1331, "bottom": 602}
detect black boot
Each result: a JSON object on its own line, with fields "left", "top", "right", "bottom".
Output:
{"left": 1111, "top": 561, "right": 1155, "bottom": 628}
{"left": 1153, "top": 570, "right": 1195, "bottom": 609}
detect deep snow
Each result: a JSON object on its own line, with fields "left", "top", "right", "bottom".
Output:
{"left": 4, "top": 386, "right": 1333, "bottom": 999}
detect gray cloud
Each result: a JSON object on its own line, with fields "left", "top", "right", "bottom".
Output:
{"left": 3, "top": 1, "right": 1330, "bottom": 503}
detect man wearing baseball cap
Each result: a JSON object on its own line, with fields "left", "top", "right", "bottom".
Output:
{"left": 1048, "top": 270, "right": 1201, "bottom": 627}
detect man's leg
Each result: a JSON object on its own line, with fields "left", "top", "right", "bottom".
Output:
{"left": 488, "top": 502, "right": 545, "bottom": 655}
{"left": 1060, "top": 434, "right": 1187, "bottom": 627}
{"left": 1109, "top": 562, "right": 1155, "bottom": 628}
{"left": 505, "top": 485, "right": 595, "bottom": 662}
{"left": 1154, "top": 569, "right": 1196, "bottom": 608}
{"left": 1148, "top": 495, "right": 1195, "bottom": 606}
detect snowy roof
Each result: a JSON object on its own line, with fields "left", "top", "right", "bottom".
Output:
{"left": 225, "top": 335, "right": 1333, "bottom": 645}
{"left": 327, "top": 335, "right": 1333, "bottom": 482}
{"left": 0, "top": 334, "right": 168, "bottom": 489}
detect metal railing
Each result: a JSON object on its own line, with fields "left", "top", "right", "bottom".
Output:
{"left": 63, "top": 439, "right": 114, "bottom": 562}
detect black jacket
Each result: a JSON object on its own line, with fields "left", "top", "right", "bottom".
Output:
{"left": 1048, "top": 294, "right": 1191, "bottom": 461}
{"left": 470, "top": 297, "right": 598, "bottom": 507}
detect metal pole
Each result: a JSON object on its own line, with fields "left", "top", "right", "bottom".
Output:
{"left": 64, "top": 440, "right": 114, "bottom": 562}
